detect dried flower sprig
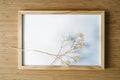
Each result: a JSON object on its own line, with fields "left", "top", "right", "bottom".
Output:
{"left": 11, "top": 47, "right": 69, "bottom": 66}
{"left": 11, "top": 33, "right": 84, "bottom": 66}
{"left": 51, "top": 33, "right": 84, "bottom": 66}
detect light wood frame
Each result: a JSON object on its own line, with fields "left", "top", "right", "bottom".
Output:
{"left": 18, "top": 10, "right": 105, "bottom": 70}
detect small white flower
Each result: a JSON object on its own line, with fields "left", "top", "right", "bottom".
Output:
{"left": 61, "top": 60, "right": 70, "bottom": 67}
{"left": 73, "top": 56, "right": 80, "bottom": 62}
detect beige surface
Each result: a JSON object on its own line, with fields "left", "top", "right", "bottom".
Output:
{"left": 0, "top": 0, "right": 120, "bottom": 80}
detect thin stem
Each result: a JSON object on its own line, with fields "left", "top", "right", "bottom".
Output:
{"left": 51, "top": 40, "right": 64, "bottom": 64}
{"left": 64, "top": 55, "right": 76, "bottom": 62}
{"left": 61, "top": 39, "right": 76, "bottom": 56}
{"left": 12, "top": 47, "right": 57, "bottom": 56}
{"left": 57, "top": 57, "right": 69, "bottom": 66}
{"left": 33, "top": 50, "right": 57, "bottom": 56}
{"left": 51, "top": 39, "right": 76, "bottom": 65}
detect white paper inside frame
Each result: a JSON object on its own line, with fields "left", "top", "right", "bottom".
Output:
{"left": 22, "top": 14, "right": 101, "bottom": 66}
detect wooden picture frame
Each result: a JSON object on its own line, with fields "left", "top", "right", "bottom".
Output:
{"left": 18, "top": 10, "right": 105, "bottom": 70}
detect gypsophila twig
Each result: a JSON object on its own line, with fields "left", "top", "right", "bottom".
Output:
{"left": 11, "top": 32, "right": 84, "bottom": 66}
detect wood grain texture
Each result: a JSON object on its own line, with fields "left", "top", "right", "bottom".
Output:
{"left": 0, "top": 0, "right": 120, "bottom": 80}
